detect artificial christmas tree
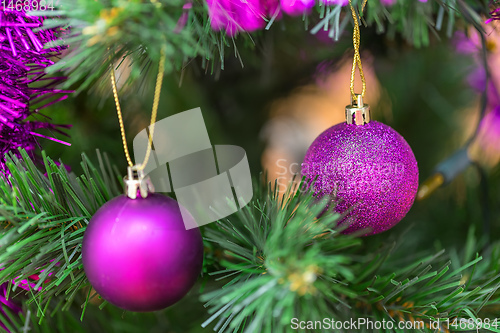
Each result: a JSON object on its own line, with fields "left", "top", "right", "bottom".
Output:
{"left": 1, "top": 1, "right": 500, "bottom": 332}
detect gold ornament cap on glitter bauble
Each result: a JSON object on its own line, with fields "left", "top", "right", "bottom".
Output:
{"left": 345, "top": 94, "right": 370, "bottom": 125}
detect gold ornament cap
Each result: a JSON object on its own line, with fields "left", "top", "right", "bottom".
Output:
{"left": 345, "top": 94, "right": 370, "bottom": 125}
{"left": 124, "top": 165, "right": 155, "bottom": 199}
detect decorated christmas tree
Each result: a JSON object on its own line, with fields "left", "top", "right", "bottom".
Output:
{"left": 1, "top": 0, "right": 500, "bottom": 332}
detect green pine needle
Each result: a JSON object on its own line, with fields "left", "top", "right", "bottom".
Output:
{"left": 201, "top": 178, "right": 500, "bottom": 333}
{"left": 0, "top": 148, "right": 121, "bottom": 330}
{"left": 35, "top": 0, "right": 490, "bottom": 93}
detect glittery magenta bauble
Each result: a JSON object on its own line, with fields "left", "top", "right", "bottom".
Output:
{"left": 302, "top": 121, "right": 418, "bottom": 235}
{"left": 82, "top": 194, "right": 204, "bottom": 312}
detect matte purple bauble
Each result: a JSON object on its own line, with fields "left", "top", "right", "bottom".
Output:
{"left": 82, "top": 194, "right": 204, "bottom": 312}
{"left": 302, "top": 121, "right": 418, "bottom": 235}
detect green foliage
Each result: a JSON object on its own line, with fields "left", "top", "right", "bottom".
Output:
{"left": 201, "top": 181, "right": 362, "bottom": 332}
{"left": 39, "top": 0, "right": 232, "bottom": 92}
{"left": 0, "top": 0, "right": 493, "bottom": 332}
{"left": 0, "top": 149, "right": 121, "bottom": 325}
{"left": 39, "top": 0, "right": 491, "bottom": 93}
{"left": 202, "top": 180, "right": 500, "bottom": 333}
{"left": 311, "top": 0, "right": 489, "bottom": 48}
{"left": 1, "top": 151, "right": 500, "bottom": 332}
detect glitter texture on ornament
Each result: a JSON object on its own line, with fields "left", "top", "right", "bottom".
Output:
{"left": 302, "top": 121, "right": 419, "bottom": 235}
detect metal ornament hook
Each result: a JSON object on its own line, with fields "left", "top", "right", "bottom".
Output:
{"left": 345, "top": 94, "right": 371, "bottom": 125}
{"left": 124, "top": 166, "right": 155, "bottom": 199}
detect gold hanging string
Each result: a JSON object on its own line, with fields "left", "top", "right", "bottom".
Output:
{"left": 110, "top": 49, "right": 166, "bottom": 171}
{"left": 349, "top": 0, "right": 368, "bottom": 101}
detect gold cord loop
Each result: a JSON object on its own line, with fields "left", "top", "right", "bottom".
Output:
{"left": 349, "top": 0, "right": 367, "bottom": 101}
{"left": 110, "top": 49, "right": 166, "bottom": 171}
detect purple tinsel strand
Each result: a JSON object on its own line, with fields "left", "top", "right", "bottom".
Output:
{"left": 206, "top": 0, "right": 266, "bottom": 36}
{"left": 0, "top": 282, "right": 22, "bottom": 332}
{"left": 0, "top": 4, "right": 71, "bottom": 172}
{"left": 486, "top": 7, "right": 500, "bottom": 24}
{"left": 206, "top": 0, "right": 414, "bottom": 35}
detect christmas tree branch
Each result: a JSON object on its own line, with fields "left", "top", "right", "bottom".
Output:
{"left": 2, "top": 151, "right": 500, "bottom": 332}
{"left": 38, "top": 0, "right": 491, "bottom": 92}
{"left": 0, "top": 149, "right": 121, "bottom": 325}
{"left": 39, "top": 0, "right": 230, "bottom": 93}
{"left": 202, "top": 179, "right": 500, "bottom": 333}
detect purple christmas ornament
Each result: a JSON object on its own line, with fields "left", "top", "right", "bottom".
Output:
{"left": 82, "top": 194, "right": 204, "bottom": 312}
{"left": 0, "top": 4, "right": 71, "bottom": 172}
{"left": 302, "top": 121, "right": 418, "bottom": 235}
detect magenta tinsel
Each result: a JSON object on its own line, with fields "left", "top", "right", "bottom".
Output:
{"left": 281, "top": 0, "right": 314, "bottom": 16}
{"left": 205, "top": 0, "right": 404, "bottom": 35}
{"left": 1, "top": 282, "right": 22, "bottom": 332}
{"left": 302, "top": 121, "right": 419, "bottom": 236}
{"left": 206, "top": 0, "right": 265, "bottom": 36}
{"left": 0, "top": 5, "right": 71, "bottom": 172}
{"left": 486, "top": 8, "right": 500, "bottom": 24}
